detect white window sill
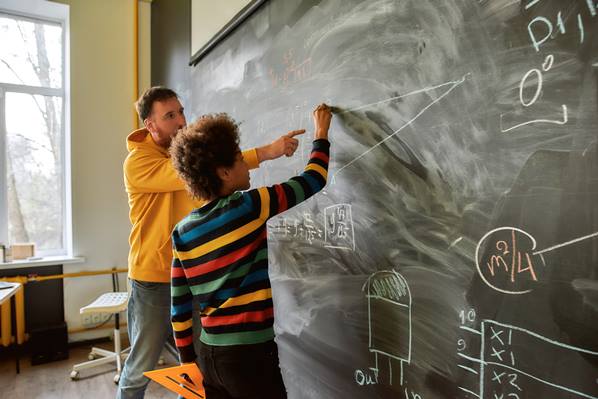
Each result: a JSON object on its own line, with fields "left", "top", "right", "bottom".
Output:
{"left": 0, "top": 256, "right": 85, "bottom": 269}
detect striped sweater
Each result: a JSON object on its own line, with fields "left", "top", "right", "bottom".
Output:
{"left": 171, "top": 139, "right": 330, "bottom": 363}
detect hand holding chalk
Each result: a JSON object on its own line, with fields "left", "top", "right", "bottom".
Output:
{"left": 313, "top": 103, "right": 332, "bottom": 140}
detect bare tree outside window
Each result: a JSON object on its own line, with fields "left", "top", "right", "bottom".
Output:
{"left": 0, "top": 14, "right": 65, "bottom": 254}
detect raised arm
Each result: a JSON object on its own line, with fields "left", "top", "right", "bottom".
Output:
{"left": 248, "top": 104, "right": 333, "bottom": 220}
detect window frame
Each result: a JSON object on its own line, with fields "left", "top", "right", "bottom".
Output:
{"left": 0, "top": 0, "right": 71, "bottom": 257}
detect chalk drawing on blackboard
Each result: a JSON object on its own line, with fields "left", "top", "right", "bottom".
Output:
{"left": 475, "top": 227, "right": 544, "bottom": 295}
{"left": 270, "top": 212, "right": 324, "bottom": 245}
{"left": 524, "top": 0, "right": 541, "bottom": 10}
{"left": 526, "top": 3, "right": 592, "bottom": 52}
{"left": 499, "top": 104, "right": 568, "bottom": 133}
{"left": 337, "top": 76, "right": 467, "bottom": 116}
{"left": 583, "top": 140, "right": 597, "bottom": 156}
{"left": 500, "top": 54, "right": 568, "bottom": 133}
{"left": 457, "top": 308, "right": 483, "bottom": 399}
{"left": 268, "top": 49, "right": 312, "bottom": 89}
{"left": 271, "top": 203, "right": 356, "bottom": 250}
{"left": 457, "top": 319, "right": 598, "bottom": 399}
{"left": 532, "top": 231, "right": 598, "bottom": 255}
{"left": 457, "top": 307, "right": 481, "bottom": 380}
{"left": 332, "top": 73, "right": 471, "bottom": 183}
{"left": 324, "top": 203, "right": 355, "bottom": 251}
{"left": 475, "top": 227, "right": 598, "bottom": 295}
{"left": 355, "top": 270, "right": 412, "bottom": 386}
{"left": 450, "top": 237, "right": 464, "bottom": 248}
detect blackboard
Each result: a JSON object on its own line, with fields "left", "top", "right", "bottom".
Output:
{"left": 189, "top": 1, "right": 598, "bottom": 398}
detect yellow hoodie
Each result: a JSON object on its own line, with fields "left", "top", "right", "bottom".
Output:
{"left": 123, "top": 128, "right": 259, "bottom": 282}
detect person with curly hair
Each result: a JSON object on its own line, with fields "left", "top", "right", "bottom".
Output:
{"left": 170, "top": 104, "right": 332, "bottom": 399}
{"left": 120, "top": 86, "right": 303, "bottom": 399}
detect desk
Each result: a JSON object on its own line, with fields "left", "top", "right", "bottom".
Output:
{"left": 0, "top": 281, "right": 25, "bottom": 373}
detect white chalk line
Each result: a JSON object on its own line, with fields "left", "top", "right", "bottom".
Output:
{"left": 332, "top": 73, "right": 470, "bottom": 182}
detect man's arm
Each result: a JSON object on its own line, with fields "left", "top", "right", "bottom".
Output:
{"left": 241, "top": 148, "right": 259, "bottom": 170}
{"left": 124, "top": 150, "right": 186, "bottom": 193}
{"left": 125, "top": 148, "right": 259, "bottom": 194}
{"left": 255, "top": 130, "right": 305, "bottom": 163}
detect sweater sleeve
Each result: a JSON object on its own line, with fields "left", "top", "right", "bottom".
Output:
{"left": 124, "top": 150, "right": 186, "bottom": 193}
{"left": 248, "top": 139, "right": 330, "bottom": 221}
{"left": 242, "top": 148, "right": 259, "bottom": 170}
{"left": 170, "top": 233, "right": 196, "bottom": 363}
{"left": 125, "top": 148, "right": 260, "bottom": 194}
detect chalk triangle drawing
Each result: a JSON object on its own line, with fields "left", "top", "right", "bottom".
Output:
{"left": 333, "top": 73, "right": 470, "bottom": 182}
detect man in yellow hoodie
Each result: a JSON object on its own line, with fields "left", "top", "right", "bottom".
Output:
{"left": 118, "top": 86, "right": 302, "bottom": 399}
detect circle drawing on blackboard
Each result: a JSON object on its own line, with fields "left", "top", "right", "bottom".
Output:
{"left": 475, "top": 227, "right": 546, "bottom": 295}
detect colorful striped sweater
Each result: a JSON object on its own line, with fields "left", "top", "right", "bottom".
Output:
{"left": 171, "top": 139, "right": 330, "bottom": 363}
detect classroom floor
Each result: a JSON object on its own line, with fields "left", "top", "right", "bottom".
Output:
{"left": 0, "top": 339, "right": 177, "bottom": 398}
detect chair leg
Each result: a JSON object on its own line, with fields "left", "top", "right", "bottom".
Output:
{"left": 70, "top": 313, "right": 129, "bottom": 382}
{"left": 90, "top": 347, "right": 115, "bottom": 358}
{"left": 72, "top": 353, "right": 118, "bottom": 371}
{"left": 114, "top": 327, "right": 122, "bottom": 374}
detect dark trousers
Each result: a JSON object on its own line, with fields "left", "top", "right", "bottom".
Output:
{"left": 196, "top": 340, "right": 287, "bottom": 399}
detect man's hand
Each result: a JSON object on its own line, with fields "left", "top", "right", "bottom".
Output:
{"left": 257, "top": 129, "right": 305, "bottom": 162}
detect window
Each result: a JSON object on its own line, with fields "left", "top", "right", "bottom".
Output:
{"left": 0, "top": 1, "right": 70, "bottom": 257}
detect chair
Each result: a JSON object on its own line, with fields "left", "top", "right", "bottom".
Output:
{"left": 70, "top": 291, "right": 129, "bottom": 383}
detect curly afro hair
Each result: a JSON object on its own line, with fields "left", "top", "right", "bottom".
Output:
{"left": 169, "top": 113, "right": 241, "bottom": 200}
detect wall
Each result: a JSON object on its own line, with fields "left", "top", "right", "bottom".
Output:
{"left": 151, "top": 0, "right": 191, "bottom": 106}
{"left": 190, "top": 0, "right": 250, "bottom": 58}
{"left": 50, "top": 0, "right": 150, "bottom": 341}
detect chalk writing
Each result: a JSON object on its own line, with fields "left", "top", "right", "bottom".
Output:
{"left": 481, "top": 320, "right": 598, "bottom": 399}
{"left": 457, "top": 308, "right": 481, "bottom": 398}
{"left": 500, "top": 55, "right": 568, "bottom": 133}
{"left": 457, "top": 314, "right": 598, "bottom": 398}
{"left": 476, "top": 227, "right": 598, "bottom": 294}
{"left": 324, "top": 204, "right": 356, "bottom": 251}
{"left": 475, "top": 227, "right": 542, "bottom": 295}
{"left": 459, "top": 309, "right": 476, "bottom": 325}
{"left": 269, "top": 49, "right": 312, "bottom": 88}
{"left": 404, "top": 388, "right": 423, "bottom": 399}
{"left": 500, "top": 1, "right": 598, "bottom": 133}
{"left": 270, "top": 204, "right": 358, "bottom": 251}
{"left": 270, "top": 212, "right": 324, "bottom": 244}
{"left": 526, "top": 3, "right": 596, "bottom": 51}
{"left": 354, "top": 368, "right": 379, "bottom": 386}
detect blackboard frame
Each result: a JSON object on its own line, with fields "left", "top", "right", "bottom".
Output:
{"left": 189, "top": 0, "right": 268, "bottom": 67}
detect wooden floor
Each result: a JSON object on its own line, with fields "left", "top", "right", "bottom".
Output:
{"left": 0, "top": 340, "right": 177, "bottom": 398}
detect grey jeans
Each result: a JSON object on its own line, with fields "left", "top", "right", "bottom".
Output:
{"left": 116, "top": 279, "right": 172, "bottom": 399}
